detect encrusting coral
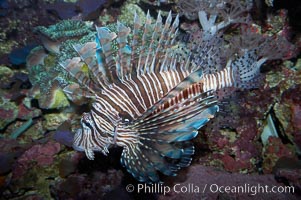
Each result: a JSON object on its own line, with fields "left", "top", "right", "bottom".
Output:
{"left": 34, "top": 20, "right": 92, "bottom": 41}
{"left": 26, "top": 20, "right": 96, "bottom": 109}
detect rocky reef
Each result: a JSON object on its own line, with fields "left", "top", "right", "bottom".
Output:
{"left": 0, "top": 0, "right": 301, "bottom": 199}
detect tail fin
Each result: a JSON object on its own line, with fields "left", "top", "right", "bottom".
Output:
{"left": 231, "top": 50, "right": 267, "bottom": 89}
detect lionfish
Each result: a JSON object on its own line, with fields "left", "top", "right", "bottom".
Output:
{"left": 60, "top": 11, "right": 265, "bottom": 182}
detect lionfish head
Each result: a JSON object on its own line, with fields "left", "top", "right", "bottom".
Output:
{"left": 73, "top": 112, "right": 111, "bottom": 160}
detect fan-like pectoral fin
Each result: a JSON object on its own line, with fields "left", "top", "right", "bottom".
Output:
{"left": 119, "top": 81, "right": 218, "bottom": 182}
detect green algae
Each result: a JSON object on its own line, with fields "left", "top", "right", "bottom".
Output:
{"left": 0, "top": 65, "right": 14, "bottom": 83}
{"left": 265, "top": 70, "right": 285, "bottom": 88}
{"left": 10, "top": 119, "right": 33, "bottom": 139}
{"left": 0, "top": 96, "right": 18, "bottom": 130}
{"left": 118, "top": 2, "right": 148, "bottom": 26}
{"left": 44, "top": 113, "right": 71, "bottom": 131}
{"left": 49, "top": 87, "right": 70, "bottom": 109}
{"left": 220, "top": 129, "right": 237, "bottom": 143}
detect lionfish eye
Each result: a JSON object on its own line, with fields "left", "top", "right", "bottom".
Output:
{"left": 83, "top": 120, "right": 92, "bottom": 128}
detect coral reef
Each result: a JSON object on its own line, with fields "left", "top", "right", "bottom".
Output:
{"left": 0, "top": 88, "right": 41, "bottom": 131}
{"left": 0, "top": 18, "right": 20, "bottom": 55}
{"left": 262, "top": 137, "right": 295, "bottom": 173}
{"left": 0, "top": 96, "right": 18, "bottom": 130}
{"left": 12, "top": 141, "right": 61, "bottom": 179}
{"left": 0, "top": 65, "right": 14, "bottom": 87}
{"left": 0, "top": 0, "right": 300, "bottom": 199}
{"left": 118, "top": 0, "right": 148, "bottom": 26}
{"left": 43, "top": 113, "right": 71, "bottom": 131}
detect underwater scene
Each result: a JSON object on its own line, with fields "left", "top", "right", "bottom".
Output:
{"left": 0, "top": 0, "right": 301, "bottom": 199}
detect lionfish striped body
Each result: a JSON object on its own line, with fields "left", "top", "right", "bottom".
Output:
{"left": 60, "top": 11, "right": 265, "bottom": 182}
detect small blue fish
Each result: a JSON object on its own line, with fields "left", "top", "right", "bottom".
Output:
{"left": 60, "top": 11, "right": 267, "bottom": 182}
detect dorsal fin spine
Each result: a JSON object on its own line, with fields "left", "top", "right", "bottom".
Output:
{"left": 116, "top": 21, "right": 131, "bottom": 80}
{"left": 72, "top": 42, "right": 108, "bottom": 89}
{"left": 137, "top": 10, "right": 152, "bottom": 75}
{"left": 130, "top": 12, "right": 142, "bottom": 75}
{"left": 152, "top": 11, "right": 170, "bottom": 73}
{"left": 96, "top": 27, "right": 118, "bottom": 82}
{"left": 59, "top": 57, "right": 96, "bottom": 94}
{"left": 147, "top": 11, "right": 163, "bottom": 73}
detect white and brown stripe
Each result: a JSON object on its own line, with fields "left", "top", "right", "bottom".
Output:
{"left": 72, "top": 67, "right": 194, "bottom": 152}
{"left": 92, "top": 69, "right": 191, "bottom": 120}
{"left": 73, "top": 65, "right": 236, "bottom": 155}
{"left": 201, "top": 67, "right": 234, "bottom": 92}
